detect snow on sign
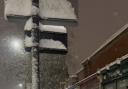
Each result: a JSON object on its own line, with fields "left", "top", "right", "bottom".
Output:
{"left": 39, "top": 0, "right": 78, "bottom": 25}
{"left": 39, "top": 23, "right": 67, "bottom": 54}
{"left": 39, "top": 23, "right": 67, "bottom": 33}
{"left": 40, "top": 39, "right": 66, "bottom": 49}
{"left": 39, "top": 0, "right": 77, "bottom": 19}
{"left": 4, "top": 0, "right": 32, "bottom": 19}
{"left": 39, "top": 39, "right": 67, "bottom": 54}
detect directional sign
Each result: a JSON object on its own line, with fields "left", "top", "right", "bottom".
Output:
{"left": 39, "top": 0, "right": 77, "bottom": 20}
{"left": 39, "top": 23, "right": 67, "bottom": 54}
{"left": 5, "top": 0, "right": 78, "bottom": 25}
{"left": 4, "top": 0, "right": 32, "bottom": 19}
{"left": 24, "top": 18, "right": 67, "bottom": 54}
{"left": 39, "top": 0, "right": 78, "bottom": 26}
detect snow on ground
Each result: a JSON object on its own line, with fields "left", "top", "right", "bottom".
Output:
{"left": 39, "top": 23, "right": 67, "bottom": 33}
{"left": 4, "top": 0, "right": 32, "bottom": 19}
{"left": 39, "top": 0, "right": 77, "bottom": 20}
{"left": 39, "top": 39, "right": 66, "bottom": 50}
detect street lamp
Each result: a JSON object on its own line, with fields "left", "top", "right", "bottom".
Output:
{"left": 11, "top": 39, "right": 22, "bottom": 50}
{"left": 18, "top": 83, "right": 23, "bottom": 88}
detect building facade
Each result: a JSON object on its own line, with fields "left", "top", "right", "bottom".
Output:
{"left": 70, "top": 24, "right": 128, "bottom": 89}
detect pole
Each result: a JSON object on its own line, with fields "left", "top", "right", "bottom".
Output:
{"left": 31, "top": 16, "right": 40, "bottom": 89}
{"left": 31, "top": 0, "right": 40, "bottom": 89}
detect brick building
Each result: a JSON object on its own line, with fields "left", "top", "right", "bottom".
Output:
{"left": 69, "top": 24, "right": 128, "bottom": 89}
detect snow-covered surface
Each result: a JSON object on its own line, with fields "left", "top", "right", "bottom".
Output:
{"left": 82, "top": 24, "right": 128, "bottom": 64}
{"left": 4, "top": 0, "right": 32, "bottom": 19}
{"left": 32, "top": 5, "right": 39, "bottom": 15}
{"left": 39, "top": 23, "right": 67, "bottom": 33}
{"left": 39, "top": 0, "right": 77, "bottom": 20}
{"left": 24, "top": 17, "right": 33, "bottom": 31}
{"left": 24, "top": 36, "right": 33, "bottom": 47}
{"left": 24, "top": 17, "right": 38, "bottom": 31}
{"left": 39, "top": 39, "right": 66, "bottom": 50}
{"left": 121, "top": 54, "right": 128, "bottom": 60}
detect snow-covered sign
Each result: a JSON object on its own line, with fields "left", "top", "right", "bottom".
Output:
{"left": 4, "top": 0, "right": 32, "bottom": 19}
{"left": 40, "top": 39, "right": 66, "bottom": 50}
{"left": 39, "top": 0, "right": 77, "bottom": 20}
{"left": 39, "top": 0, "right": 78, "bottom": 26}
{"left": 39, "top": 23, "right": 67, "bottom": 54}
{"left": 39, "top": 39, "right": 67, "bottom": 54}
{"left": 39, "top": 23, "right": 67, "bottom": 33}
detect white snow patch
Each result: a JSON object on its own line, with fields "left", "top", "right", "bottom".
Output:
{"left": 24, "top": 17, "right": 33, "bottom": 31}
{"left": 24, "top": 36, "right": 33, "bottom": 47}
{"left": 24, "top": 17, "right": 38, "bottom": 31}
{"left": 121, "top": 54, "right": 128, "bottom": 60}
{"left": 39, "top": 0, "right": 77, "bottom": 20}
{"left": 32, "top": 5, "right": 39, "bottom": 15}
{"left": 39, "top": 39, "right": 66, "bottom": 50}
{"left": 4, "top": 0, "right": 32, "bottom": 19}
{"left": 39, "top": 23, "right": 67, "bottom": 33}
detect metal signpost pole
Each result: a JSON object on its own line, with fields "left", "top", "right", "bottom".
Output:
{"left": 31, "top": 17, "right": 40, "bottom": 89}
{"left": 31, "top": 1, "right": 40, "bottom": 89}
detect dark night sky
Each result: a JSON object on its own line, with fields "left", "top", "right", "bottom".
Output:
{"left": 67, "top": 0, "right": 128, "bottom": 73}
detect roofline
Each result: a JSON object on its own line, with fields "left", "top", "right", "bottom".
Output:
{"left": 81, "top": 24, "right": 128, "bottom": 65}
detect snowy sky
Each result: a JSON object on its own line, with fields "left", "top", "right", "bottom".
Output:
{"left": 1, "top": 0, "right": 128, "bottom": 88}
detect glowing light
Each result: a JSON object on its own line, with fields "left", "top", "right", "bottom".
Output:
{"left": 10, "top": 38, "right": 22, "bottom": 51}
{"left": 18, "top": 83, "right": 23, "bottom": 87}
{"left": 13, "top": 40, "right": 20, "bottom": 48}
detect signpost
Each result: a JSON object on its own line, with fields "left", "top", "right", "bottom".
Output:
{"left": 4, "top": 0, "right": 78, "bottom": 89}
